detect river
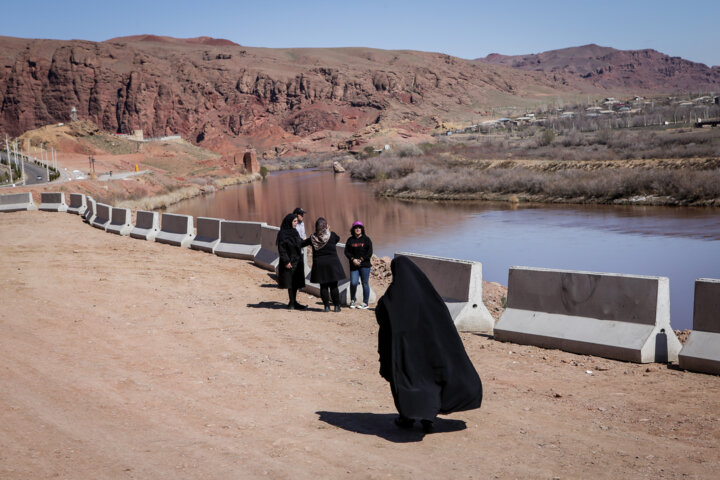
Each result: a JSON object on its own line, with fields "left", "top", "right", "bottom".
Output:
{"left": 167, "top": 169, "right": 720, "bottom": 331}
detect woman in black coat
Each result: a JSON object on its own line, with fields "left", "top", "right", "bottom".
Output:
{"left": 277, "top": 213, "right": 311, "bottom": 310}
{"left": 308, "top": 217, "right": 346, "bottom": 312}
{"left": 376, "top": 256, "right": 483, "bottom": 432}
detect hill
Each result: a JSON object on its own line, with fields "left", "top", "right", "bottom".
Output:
{"left": 0, "top": 35, "right": 588, "bottom": 157}
{"left": 477, "top": 44, "right": 720, "bottom": 92}
{"left": 2, "top": 36, "right": 718, "bottom": 159}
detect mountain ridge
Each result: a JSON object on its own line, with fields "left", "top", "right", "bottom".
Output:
{"left": 476, "top": 44, "right": 720, "bottom": 91}
{"left": 0, "top": 36, "right": 715, "bottom": 157}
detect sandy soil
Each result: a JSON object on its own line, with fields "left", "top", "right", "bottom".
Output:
{"left": 1, "top": 211, "right": 719, "bottom": 479}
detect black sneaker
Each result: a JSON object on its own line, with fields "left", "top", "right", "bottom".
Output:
{"left": 323, "top": 305, "right": 331, "bottom": 312}
{"left": 294, "top": 302, "right": 307, "bottom": 310}
{"left": 287, "top": 302, "right": 295, "bottom": 310}
{"left": 333, "top": 305, "right": 341, "bottom": 313}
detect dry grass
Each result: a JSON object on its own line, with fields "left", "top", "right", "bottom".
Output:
{"left": 348, "top": 127, "right": 720, "bottom": 206}
{"left": 376, "top": 167, "right": 720, "bottom": 203}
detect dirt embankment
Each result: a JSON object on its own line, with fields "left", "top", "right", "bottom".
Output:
{"left": 9, "top": 121, "right": 260, "bottom": 209}
{"left": 1, "top": 210, "right": 719, "bottom": 479}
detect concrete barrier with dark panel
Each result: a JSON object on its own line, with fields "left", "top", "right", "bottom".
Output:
{"left": 679, "top": 278, "right": 720, "bottom": 375}
{"left": 190, "top": 217, "right": 223, "bottom": 253}
{"left": 130, "top": 210, "right": 160, "bottom": 242}
{"left": 0, "top": 192, "right": 36, "bottom": 212}
{"left": 214, "top": 221, "right": 265, "bottom": 259}
{"left": 106, "top": 207, "right": 133, "bottom": 236}
{"left": 82, "top": 196, "right": 96, "bottom": 224}
{"left": 67, "top": 193, "right": 87, "bottom": 215}
{"left": 39, "top": 192, "right": 68, "bottom": 212}
{"left": 393, "top": 252, "right": 494, "bottom": 332}
{"left": 253, "top": 224, "right": 281, "bottom": 271}
{"left": 494, "top": 267, "right": 682, "bottom": 363}
{"left": 155, "top": 213, "right": 194, "bottom": 248}
{"left": 91, "top": 203, "right": 111, "bottom": 230}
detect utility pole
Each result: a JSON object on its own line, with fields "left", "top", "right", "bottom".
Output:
{"left": 43, "top": 148, "right": 49, "bottom": 181}
{"left": 5, "top": 136, "right": 13, "bottom": 184}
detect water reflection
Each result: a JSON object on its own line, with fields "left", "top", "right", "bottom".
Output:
{"left": 167, "top": 169, "right": 720, "bottom": 330}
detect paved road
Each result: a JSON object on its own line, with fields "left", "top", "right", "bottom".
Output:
{"left": 1, "top": 152, "right": 72, "bottom": 187}
{"left": 22, "top": 161, "right": 48, "bottom": 185}
{"left": 2, "top": 151, "right": 146, "bottom": 189}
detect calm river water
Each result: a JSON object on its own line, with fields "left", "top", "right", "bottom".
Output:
{"left": 167, "top": 169, "right": 720, "bottom": 330}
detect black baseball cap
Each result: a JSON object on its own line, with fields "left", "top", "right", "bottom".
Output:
{"left": 293, "top": 207, "right": 305, "bottom": 215}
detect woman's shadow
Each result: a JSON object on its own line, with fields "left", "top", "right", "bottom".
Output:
{"left": 315, "top": 411, "right": 466, "bottom": 443}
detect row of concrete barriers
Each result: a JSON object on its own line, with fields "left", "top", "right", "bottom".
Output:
{"left": 2, "top": 191, "right": 718, "bottom": 374}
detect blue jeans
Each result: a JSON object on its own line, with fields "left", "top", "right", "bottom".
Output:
{"left": 350, "top": 267, "right": 371, "bottom": 304}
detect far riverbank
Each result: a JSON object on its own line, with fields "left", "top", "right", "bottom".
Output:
{"left": 350, "top": 156, "right": 720, "bottom": 207}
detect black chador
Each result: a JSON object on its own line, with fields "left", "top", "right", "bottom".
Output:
{"left": 276, "top": 213, "right": 310, "bottom": 309}
{"left": 375, "top": 256, "right": 483, "bottom": 430}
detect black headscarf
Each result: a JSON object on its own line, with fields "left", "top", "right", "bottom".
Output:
{"left": 376, "top": 255, "right": 483, "bottom": 420}
{"left": 276, "top": 213, "right": 300, "bottom": 247}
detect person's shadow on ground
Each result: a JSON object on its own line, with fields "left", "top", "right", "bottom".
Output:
{"left": 315, "top": 411, "right": 466, "bottom": 443}
{"left": 246, "top": 301, "right": 328, "bottom": 312}
{"left": 246, "top": 301, "right": 289, "bottom": 310}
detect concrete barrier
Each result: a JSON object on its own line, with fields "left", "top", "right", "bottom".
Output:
{"left": 39, "top": 192, "right": 68, "bottom": 212}
{"left": 393, "top": 252, "right": 494, "bottom": 332}
{"left": 106, "top": 207, "right": 133, "bottom": 236}
{"left": 0, "top": 192, "right": 36, "bottom": 212}
{"left": 214, "top": 221, "right": 265, "bottom": 259}
{"left": 130, "top": 210, "right": 160, "bottom": 242}
{"left": 253, "top": 225, "right": 281, "bottom": 271}
{"left": 190, "top": 217, "right": 223, "bottom": 253}
{"left": 155, "top": 213, "right": 194, "bottom": 248}
{"left": 67, "top": 193, "right": 87, "bottom": 215}
{"left": 91, "top": 203, "right": 111, "bottom": 230}
{"left": 83, "top": 196, "right": 96, "bottom": 224}
{"left": 304, "top": 243, "right": 377, "bottom": 307}
{"left": 679, "top": 278, "right": 720, "bottom": 375}
{"left": 494, "top": 267, "right": 683, "bottom": 363}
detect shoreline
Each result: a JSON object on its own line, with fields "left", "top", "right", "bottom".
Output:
{"left": 377, "top": 189, "right": 720, "bottom": 207}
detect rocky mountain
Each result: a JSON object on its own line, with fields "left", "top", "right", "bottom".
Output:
{"left": 0, "top": 35, "right": 577, "bottom": 156}
{"left": 1, "top": 36, "right": 717, "bottom": 158}
{"left": 477, "top": 44, "right": 720, "bottom": 92}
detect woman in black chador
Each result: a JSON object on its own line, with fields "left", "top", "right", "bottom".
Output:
{"left": 276, "top": 213, "right": 311, "bottom": 310}
{"left": 375, "top": 256, "right": 483, "bottom": 432}
{"left": 308, "top": 217, "right": 346, "bottom": 312}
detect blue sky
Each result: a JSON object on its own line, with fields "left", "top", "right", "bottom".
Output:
{"left": 4, "top": 0, "right": 720, "bottom": 67}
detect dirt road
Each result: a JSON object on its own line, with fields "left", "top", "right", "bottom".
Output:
{"left": 1, "top": 211, "right": 718, "bottom": 479}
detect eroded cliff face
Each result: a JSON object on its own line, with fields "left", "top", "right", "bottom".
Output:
{"left": 0, "top": 36, "right": 568, "bottom": 154}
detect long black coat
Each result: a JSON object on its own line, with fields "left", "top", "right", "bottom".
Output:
{"left": 277, "top": 214, "right": 311, "bottom": 289}
{"left": 376, "top": 256, "right": 483, "bottom": 420}
{"left": 309, "top": 232, "right": 346, "bottom": 284}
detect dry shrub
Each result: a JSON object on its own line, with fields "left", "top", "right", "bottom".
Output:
{"left": 349, "top": 156, "right": 416, "bottom": 181}
{"left": 396, "top": 143, "right": 424, "bottom": 157}
{"left": 378, "top": 165, "right": 720, "bottom": 202}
